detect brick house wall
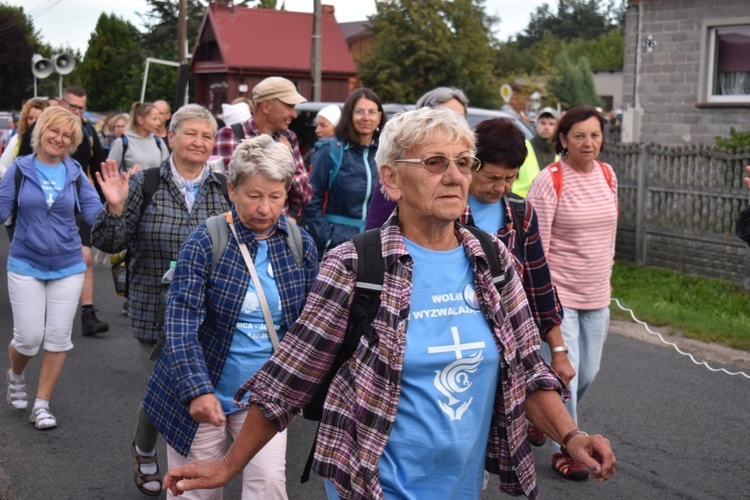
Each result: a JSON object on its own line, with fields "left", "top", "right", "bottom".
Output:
{"left": 622, "top": 0, "right": 750, "bottom": 146}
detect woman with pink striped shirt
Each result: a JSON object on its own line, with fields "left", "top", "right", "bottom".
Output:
{"left": 527, "top": 106, "right": 618, "bottom": 481}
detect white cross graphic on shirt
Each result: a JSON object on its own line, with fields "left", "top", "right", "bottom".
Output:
{"left": 428, "top": 326, "right": 485, "bottom": 360}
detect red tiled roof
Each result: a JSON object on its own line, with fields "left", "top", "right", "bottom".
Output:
{"left": 198, "top": 4, "right": 356, "bottom": 75}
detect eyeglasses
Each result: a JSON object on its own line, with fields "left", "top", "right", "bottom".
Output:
{"left": 47, "top": 127, "right": 73, "bottom": 143}
{"left": 61, "top": 98, "right": 86, "bottom": 112}
{"left": 395, "top": 155, "right": 482, "bottom": 175}
{"left": 353, "top": 109, "right": 381, "bottom": 117}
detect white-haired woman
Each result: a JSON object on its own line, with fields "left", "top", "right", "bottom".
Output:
{"left": 1, "top": 106, "right": 105, "bottom": 429}
{"left": 141, "top": 135, "right": 318, "bottom": 499}
{"left": 163, "top": 108, "right": 616, "bottom": 499}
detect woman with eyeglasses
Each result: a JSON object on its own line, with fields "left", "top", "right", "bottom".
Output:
{"left": 303, "top": 88, "right": 387, "bottom": 256}
{"left": 1, "top": 107, "right": 123, "bottom": 430}
{"left": 163, "top": 107, "right": 616, "bottom": 499}
{"left": 108, "top": 102, "right": 169, "bottom": 172}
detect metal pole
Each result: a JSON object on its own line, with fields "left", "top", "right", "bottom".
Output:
{"left": 174, "top": 0, "right": 189, "bottom": 109}
{"left": 141, "top": 60, "right": 151, "bottom": 103}
{"left": 311, "top": 0, "right": 322, "bottom": 101}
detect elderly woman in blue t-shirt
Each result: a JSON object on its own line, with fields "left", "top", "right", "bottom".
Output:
{"left": 141, "top": 135, "right": 318, "bottom": 498}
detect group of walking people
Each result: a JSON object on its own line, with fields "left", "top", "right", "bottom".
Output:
{"left": 2, "top": 77, "right": 618, "bottom": 499}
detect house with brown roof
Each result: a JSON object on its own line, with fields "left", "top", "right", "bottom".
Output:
{"left": 191, "top": 3, "right": 357, "bottom": 114}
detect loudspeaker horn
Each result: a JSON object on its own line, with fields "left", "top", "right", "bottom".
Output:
{"left": 53, "top": 53, "right": 75, "bottom": 75}
{"left": 32, "top": 54, "right": 54, "bottom": 79}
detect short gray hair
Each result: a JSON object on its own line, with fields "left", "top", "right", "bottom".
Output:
{"left": 415, "top": 87, "right": 469, "bottom": 115}
{"left": 375, "top": 107, "right": 475, "bottom": 169}
{"left": 169, "top": 104, "right": 217, "bottom": 136}
{"left": 229, "top": 135, "right": 295, "bottom": 189}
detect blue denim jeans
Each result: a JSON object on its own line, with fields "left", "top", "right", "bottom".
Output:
{"left": 541, "top": 306, "right": 610, "bottom": 427}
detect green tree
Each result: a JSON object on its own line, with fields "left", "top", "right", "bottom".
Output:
{"left": 0, "top": 4, "right": 39, "bottom": 109}
{"left": 79, "top": 14, "right": 145, "bottom": 111}
{"left": 547, "top": 51, "right": 602, "bottom": 108}
{"left": 359, "top": 0, "right": 500, "bottom": 107}
{"left": 516, "top": 0, "right": 624, "bottom": 50}
{"left": 565, "top": 27, "right": 624, "bottom": 70}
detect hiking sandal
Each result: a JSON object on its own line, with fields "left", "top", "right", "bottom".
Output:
{"left": 6, "top": 369, "right": 27, "bottom": 411}
{"left": 132, "top": 444, "right": 163, "bottom": 497}
{"left": 29, "top": 406, "right": 57, "bottom": 430}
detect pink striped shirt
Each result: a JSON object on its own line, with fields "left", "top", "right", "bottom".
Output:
{"left": 527, "top": 160, "right": 618, "bottom": 309}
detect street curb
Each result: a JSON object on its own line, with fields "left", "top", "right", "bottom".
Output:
{"left": 609, "top": 319, "right": 750, "bottom": 372}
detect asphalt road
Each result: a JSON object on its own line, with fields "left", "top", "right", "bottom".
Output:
{"left": 1, "top": 233, "right": 749, "bottom": 499}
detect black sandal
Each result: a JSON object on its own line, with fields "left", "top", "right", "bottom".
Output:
{"left": 132, "top": 444, "right": 163, "bottom": 496}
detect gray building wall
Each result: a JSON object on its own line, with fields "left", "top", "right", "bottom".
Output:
{"left": 622, "top": 0, "right": 750, "bottom": 146}
{"left": 593, "top": 70, "right": 624, "bottom": 111}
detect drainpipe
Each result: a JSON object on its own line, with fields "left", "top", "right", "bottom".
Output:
{"left": 629, "top": 2, "right": 640, "bottom": 108}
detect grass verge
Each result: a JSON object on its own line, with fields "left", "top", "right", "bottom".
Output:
{"left": 610, "top": 261, "right": 750, "bottom": 351}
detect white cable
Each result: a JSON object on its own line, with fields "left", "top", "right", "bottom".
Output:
{"left": 611, "top": 297, "right": 750, "bottom": 380}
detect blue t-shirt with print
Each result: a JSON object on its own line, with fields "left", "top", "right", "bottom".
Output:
{"left": 34, "top": 159, "right": 66, "bottom": 208}
{"left": 379, "top": 238, "right": 499, "bottom": 499}
{"left": 467, "top": 194, "right": 504, "bottom": 234}
{"left": 214, "top": 240, "right": 286, "bottom": 414}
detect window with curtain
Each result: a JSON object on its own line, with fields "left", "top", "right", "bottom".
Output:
{"left": 708, "top": 25, "right": 750, "bottom": 102}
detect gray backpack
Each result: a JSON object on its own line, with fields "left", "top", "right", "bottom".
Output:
{"left": 205, "top": 213, "right": 304, "bottom": 271}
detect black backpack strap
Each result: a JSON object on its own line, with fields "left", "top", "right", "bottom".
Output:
{"left": 120, "top": 135, "right": 129, "bottom": 170}
{"left": 463, "top": 225, "right": 507, "bottom": 292}
{"left": 301, "top": 228, "right": 384, "bottom": 483}
{"left": 506, "top": 192, "right": 527, "bottom": 246}
{"left": 140, "top": 167, "right": 163, "bottom": 213}
{"left": 231, "top": 122, "right": 245, "bottom": 142}
{"left": 211, "top": 172, "right": 231, "bottom": 206}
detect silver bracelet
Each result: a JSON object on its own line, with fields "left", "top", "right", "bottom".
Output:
{"left": 551, "top": 345, "right": 569, "bottom": 353}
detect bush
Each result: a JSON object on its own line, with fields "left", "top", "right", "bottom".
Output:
{"left": 714, "top": 127, "right": 750, "bottom": 150}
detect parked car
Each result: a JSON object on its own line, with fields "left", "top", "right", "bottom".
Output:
{"left": 288, "top": 101, "right": 533, "bottom": 156}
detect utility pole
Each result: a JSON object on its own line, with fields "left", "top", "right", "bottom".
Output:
{"left": 311, "top": 0, "right": 322, "bottom": 101}
{"left": 174, "top": 0, "right": 189, "bottom": 109}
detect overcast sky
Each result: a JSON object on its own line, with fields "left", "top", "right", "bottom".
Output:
{"left": 10, "top": 0, "right": 549, "bottom": 55}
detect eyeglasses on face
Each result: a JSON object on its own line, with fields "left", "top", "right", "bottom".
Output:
{"left": 395, "top": 155, "right": 482, "bottom": 175}
{"left": 61, "top": 98, "right": 86, "bottom": 112}
{"left": 47, "top": 127, "right": 73, "bottom": 143}
{"left": 353, "top": 109, "right": 381, "bottom": 117}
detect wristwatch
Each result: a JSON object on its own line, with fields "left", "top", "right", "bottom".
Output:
{"left": 551, "top": 345, "right": 569, "bottom": 353}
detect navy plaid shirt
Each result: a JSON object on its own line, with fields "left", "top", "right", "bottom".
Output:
{"left": 91, "top": 160, "right": 232, "bottom": 342}
{"left": 142, "top": 210, "right": 318, "bottom": 456}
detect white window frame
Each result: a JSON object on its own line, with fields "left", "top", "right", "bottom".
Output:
{"left": 700, "top": 19, "right": 750, "bottom": 104}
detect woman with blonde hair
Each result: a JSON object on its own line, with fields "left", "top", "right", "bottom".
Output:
{"left": 108, "top": 102, "right": 169, "bottom": 171}
{"left": 0, "top": 106, "right": 126, "bottom": 429}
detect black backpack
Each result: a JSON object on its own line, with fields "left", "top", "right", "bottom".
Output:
{"left": 506, "top": 192, "right": 527, "bottom": 245}
{"left": 300, "top": 224, "right": 508, "bottom": 483}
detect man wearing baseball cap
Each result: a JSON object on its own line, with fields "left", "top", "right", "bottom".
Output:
{"left": 512, "top": 106, "right": 560, "bottom": 198}
{"left": 213, "top": 76, "right": 312, "bottom": 217}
